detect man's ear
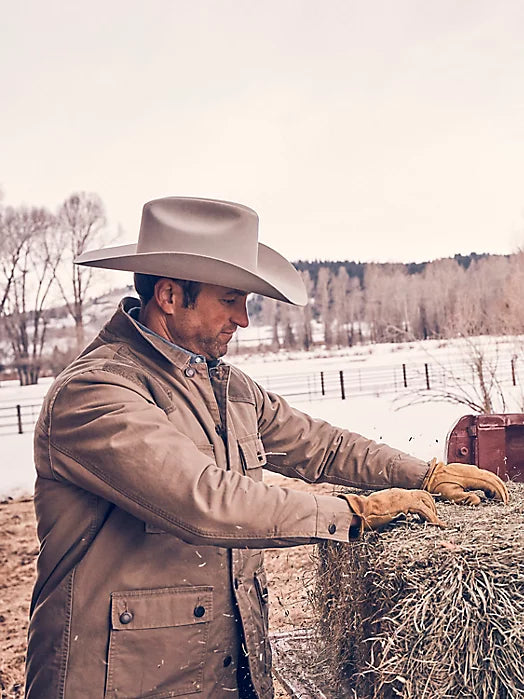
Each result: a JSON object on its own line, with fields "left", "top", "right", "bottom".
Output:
{"left": 153, "top": 278, "right": 183, "bottom": 315}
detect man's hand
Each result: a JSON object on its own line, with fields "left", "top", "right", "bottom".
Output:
{"left": 423, "top": 459, "right": 509, "bottom": 505}
{"left": 339, "top": 488, "right": 447, "bottom": 537}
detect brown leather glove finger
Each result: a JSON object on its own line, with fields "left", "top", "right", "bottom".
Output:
{"left": 404, "top": 490, "right": 448, "bottom": 526}
{"left": 423, "top": 459, "right": 509, "bottom": 505}
{"left": 339, "top": 488, "right": 447, "bottom": 535}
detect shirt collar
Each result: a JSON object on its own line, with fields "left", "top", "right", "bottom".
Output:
{"left": 127, "top": 306, "right": 220, "bottom": 367}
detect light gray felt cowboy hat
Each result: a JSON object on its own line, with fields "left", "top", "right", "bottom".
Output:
{"left": 75, "top": 196, "right": 307, "bottom": 306}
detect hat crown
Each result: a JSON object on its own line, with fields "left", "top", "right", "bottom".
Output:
{"left": 74, "top": 195, "right": 308, "bottom": 306}
{"left": 137, "top": 197, "right": 259, "bottom": 272}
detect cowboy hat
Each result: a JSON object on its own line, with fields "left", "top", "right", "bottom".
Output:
{"left": 75, "top": 196, "right": 307, "bottom": 306}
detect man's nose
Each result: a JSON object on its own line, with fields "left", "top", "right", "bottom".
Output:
{"left": 231, "top": 300, "right": 249, "bottom": 328}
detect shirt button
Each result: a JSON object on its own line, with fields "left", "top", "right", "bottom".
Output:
{"left": 223, "top": 655, "right": 233, "bottom": 667}
{"left": 328, "top": 523, "right": 337, "bottom": 535}
{"left": 119, "top": 611, "right": 133, "bottom": 624}
{"left": 185, "top": 367, "right": 195, "bottom": 377}
{"left": 193, "top": 605, "right": 206, "bottom": 618}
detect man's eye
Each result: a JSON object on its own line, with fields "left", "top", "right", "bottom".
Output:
{"left": 221, "top": 299, "right": 235, "bottom": 305}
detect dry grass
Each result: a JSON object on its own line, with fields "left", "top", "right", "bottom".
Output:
{"left": 313, "top": 483, "right": 524, "bottom": 698}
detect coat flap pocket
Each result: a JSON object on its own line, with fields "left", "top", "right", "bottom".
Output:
{"left": 111, "top": 586, "right": 213, "bottom": 630}
{"left": 238, "top": 434, "right": 267, "bottom": 470}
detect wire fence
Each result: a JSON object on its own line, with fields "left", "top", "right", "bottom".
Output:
{"left": 250, "top": 355, "right": 521, "bottom": 401}
{"left": 0, "top": 402, "right": 42, "bottom": 435}
{"left": 0, "top": 357, "right": 520, "bottom": 435}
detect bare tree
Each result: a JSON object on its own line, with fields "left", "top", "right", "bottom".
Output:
{"left": 297, "top": 270, "right": 314, "bottom": 351}
{"left": 55, "top": 192, "right": 107, "bottom": 350}
{"left": 331, "top": 266, "right": 365, "bottom": 347}
{"left": 279, "top": 302, "right": 297, "bottom": 349}
{"left": 499, "top": 251, "right": 524, "bottom": 334}
{"left": 316, "top": 266, "right": 334, "bottom": 347}
{"left": 363, "top": 264, "right": 411, "bottom": 342}
{"left": 332, "top": 266, "right": 350, "bottom": 346}
{"left": 1, "top": 206, "right": 60, "bottom": 384}
{"left": 256, "top": 295, "right": 281, "bottom": 351}
{"left": 0, "top": 206, "right": 36, "bottom": 318}
{"left": 0, "top": 206, "right": 42, "bottom": 372}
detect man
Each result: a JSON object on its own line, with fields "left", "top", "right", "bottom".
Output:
{"left": 26, "top": 197, "right": 508, "bottom": 698}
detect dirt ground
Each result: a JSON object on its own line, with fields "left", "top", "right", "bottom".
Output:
{"left": 0, "top": 475, "right": 329, "bottom": 698}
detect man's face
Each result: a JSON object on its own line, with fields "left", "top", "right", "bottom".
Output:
{"left": 167, "top": 283, "right": 249, "bottom": 360}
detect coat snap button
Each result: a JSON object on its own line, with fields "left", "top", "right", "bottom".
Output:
{"left": 185, "top": 367, "right": 195, "bottom": 377}
{"left": 328, "top": 523, "right": 337, "bottom": 534}
{"left": 223, "top": 655, "right": 233, "bottom": 667}
{"left": 119, "top": 611, "right": 133, "bottom": 624}
{"left": 193, "top": 605, "right": 206, "bottom": 618}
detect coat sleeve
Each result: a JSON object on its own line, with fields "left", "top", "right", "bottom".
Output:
{"left": 39, "top": 368, "right": 354, "bottom": 548}
{"left": 253, "top": 381, "right": 430, "bottom": 490}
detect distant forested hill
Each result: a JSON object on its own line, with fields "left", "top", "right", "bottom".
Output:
{"left": 294, "top": 252, "right": 494, "bottom": 286}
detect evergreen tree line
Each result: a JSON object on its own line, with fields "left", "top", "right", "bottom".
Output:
{"left": 247, "top": 253, "right": 523, "bottom": 351}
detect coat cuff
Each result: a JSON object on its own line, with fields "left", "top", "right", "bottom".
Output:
{"left": 390, "top": 455, "right": 432, "bottom": 489}
{"left": 313, "top": 494, "right": 356, "bottom": 543}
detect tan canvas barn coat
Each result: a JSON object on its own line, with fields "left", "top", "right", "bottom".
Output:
{"left": 26, "top": 299, "right": 429, "bottom": 698}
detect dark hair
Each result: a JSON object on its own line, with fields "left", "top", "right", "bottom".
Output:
{"left": 133, "top": 273, "right": 202, "bottom": 309}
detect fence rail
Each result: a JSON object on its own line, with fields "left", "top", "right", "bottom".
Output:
{"left": 0, "top": 356, "right": 520, "bottom": 435}
{"left": 0, "top": 402, "right": 42, "bottom": 435}
{"left": 250, "top": 356, "right": 521, "bottom": 401}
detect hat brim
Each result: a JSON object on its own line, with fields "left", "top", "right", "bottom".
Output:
{"left": 75, "top": 243, "right": 307, "bottom": 306}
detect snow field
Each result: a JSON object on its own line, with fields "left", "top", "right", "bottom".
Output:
{"left": 0, "top": 336, "right": 519, "bottom": 499}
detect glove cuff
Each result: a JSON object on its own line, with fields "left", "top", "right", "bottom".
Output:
{"left": 337, "top": 494, "right": 364, "bottom": 538}
{"left": 422, "top": 457, "right": 440, "bottom": 492}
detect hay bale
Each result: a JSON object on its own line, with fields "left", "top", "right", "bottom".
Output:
{"left": 313, "top": 483, "right": 524, "bottom": 699}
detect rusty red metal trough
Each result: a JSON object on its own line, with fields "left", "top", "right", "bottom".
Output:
{"left": 446, "top": 413, "right": 524, "bottom": 482}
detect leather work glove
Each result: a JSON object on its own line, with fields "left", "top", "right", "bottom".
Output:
{"left": 339, "top": 488, "right": 447, "bottom": 537}
{"left": 423, "top": 458, "right": 509, "bottom": 506}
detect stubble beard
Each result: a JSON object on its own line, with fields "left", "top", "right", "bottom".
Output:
{"left": 200, "top": 334, "right": 232, "bottom": 360}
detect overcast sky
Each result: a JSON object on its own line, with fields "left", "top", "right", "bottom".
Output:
{"left": 2, "top": 0, "right": 524, "bottom": 264}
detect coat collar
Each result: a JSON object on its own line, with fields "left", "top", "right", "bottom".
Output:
{"left": 98, "top": 297, "right": 198, "bottom": 371}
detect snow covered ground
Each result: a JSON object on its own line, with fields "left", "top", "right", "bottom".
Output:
{"left": 0, "top": 337, "right": 521, "bottom": 500}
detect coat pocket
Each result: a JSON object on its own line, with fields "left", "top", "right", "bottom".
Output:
{"left": 238, "top": 434, "right": 267, "bottom": 481}
{"left": 105, "top": 586, "right": 213, "bottom": 698}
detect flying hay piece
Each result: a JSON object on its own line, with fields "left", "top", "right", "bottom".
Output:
{"left": 313, "top": 483, "right": 524, "bottom": 699}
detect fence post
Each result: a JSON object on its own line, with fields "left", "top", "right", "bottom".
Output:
{"left": 339, "top": 370, "right": 346, "bottom": 400}
{"left": 320, "top": 371, "right": 325, "bottom": 396}
{"left": 402, "top": 363, "right": 407, "bottom": 388}
{"left": 16, "top": 404, "right": 23, "bottom": 434}
{"left": 512, "top": 357, "right": 517, "bottom": 386}
{"left": 424, "top": 363, "right": 430, "bottom": 390}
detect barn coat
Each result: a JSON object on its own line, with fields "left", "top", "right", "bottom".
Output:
{"left": 26, "top": 298, "right": 429, "bottom": 698}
